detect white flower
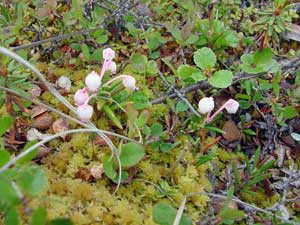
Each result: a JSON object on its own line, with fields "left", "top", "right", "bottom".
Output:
{"left": 74, "top": 88, "right": 89, "bottom": 106}
{"left": 225, "top": 99, "right": 239, "bottom": 114}
{"left": 56, "top": 76, "right": 71, "bottom": 92}
{"left": 198, "top": 97, "right": 215, "bottom": 114}
{"left": 85, "top": 71, "right": 101, "bottom": 92}
{"left": 107, "top": 61, "right": 117, "bottom": 74}
{"left": 103, "top": 48, "right": 115, "bottom": 61}
{"left": 77, "top": 104, "right": 93, "bottom": 122}
{"left": 122, "top": 75, "right": 136, "bottom": 91}
{"left": 26, "top": 128, "right": 44, "bottom": 141}
{"left": 90, "top": 164, "right": 104, "bottom": 179}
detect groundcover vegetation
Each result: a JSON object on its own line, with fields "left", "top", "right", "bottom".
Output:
{"left": 0, "top": 0, "right": 300, "bottom": 224}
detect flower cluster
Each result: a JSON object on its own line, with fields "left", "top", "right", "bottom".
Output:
{"left": 74, "top": 48, "right": 137, "bottom": 122}
{"left": 198, "top": 97, "right": 239, "bottom": 123}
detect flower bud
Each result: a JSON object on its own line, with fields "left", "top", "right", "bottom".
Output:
{"left": 56, "top": 76, "right": 71, "bottom": 92}
{"left": 77, "top": 104, "right": 93, "bottom": 122}
{"left": 122, "top": 75, "right": 136, "bottom": 91}
{"left": 103, "top": 48, "right": 115, "bottom": 61}
{"left": 107, "top": 61, "right": 117, "bottom": 74}
{"left": 198, "top": 97, "right": 215, "bottom": 114}
{"left": 85, "top": 71, "right": 101, "bottom": 92}
{"left": 225, "top": 99, "right": 239, "bottom": 114}
{"left": 74, "top": 88, "right": 89, "bottom": 106}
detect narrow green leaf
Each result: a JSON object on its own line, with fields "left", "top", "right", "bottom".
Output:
{"left": 103, "top": 105, "right": 123, "bottom": 129}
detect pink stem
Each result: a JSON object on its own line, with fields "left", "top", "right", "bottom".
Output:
{"left": 84, "top": 93, "right": 96, "bottom": 105}
{"left": 206, "top": 100, "right": 231, "bottom": 123}
{"left": 99, "top": 60, "right": 111, "bottom": 81}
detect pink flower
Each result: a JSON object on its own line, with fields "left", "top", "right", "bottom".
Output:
{"left": 74, "top": 88, "right": 89, "bottom": 106}
{"left": 205, "top": 98, "right": 240, "bottom": 123}
{"left": 103, "top": 48, "right": 115, "bottom": 61}
{"left": 198, "top": 97, "right": 215, "bottom": 114}
{"left": 225, "top": 99, "right": 239, "bottom": 114}
{"left": 107, "top": 61, "right": 117, "bottom": 74}
{"left": 85, "top": 71, "right": 101, "bottom": 92}
{"left": 77, "top": 104, "right": 93, "bottom": 122}
{"left": 122, "top": 75, "right": 136, "bottom": 91}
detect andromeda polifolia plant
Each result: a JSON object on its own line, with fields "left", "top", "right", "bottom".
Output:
{"left": 74, "top": 48, "right": 137, "bottom": 122}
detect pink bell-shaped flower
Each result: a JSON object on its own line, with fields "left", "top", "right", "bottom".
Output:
{"left": 103, "top": 48, "right": 115, "bottom": 61}
{"left": 77, "top": 104, "right": 93, "bottom": 122}
{"left": 74, "top": 88, "right": 89, "bottom": 106}
{"left": 85, "top": 71, "right": 101, "bottom": 92}
{"left": 122, "top": 75, "right": 136, "bottom": 91}
{"left": 225, "top": 99, "right": 239, "bottom": 114}
{"left": 198, "top": 97, "right": 215, "bottom": 115}
{"left": 107, "top": 61, "right": 117, "bottom": 74}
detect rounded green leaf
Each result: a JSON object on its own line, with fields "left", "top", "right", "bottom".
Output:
{"left": 208, "top": 70, "right": 233, "bottom": 88}
{"left": 120, "top": 143, "right": 145, "bottom": 168}
{"left": 191, "top": 72, "right": 206, "bottom": 81}
{"left": 177, "top": 65, "right": 200, "bottom": 81}
{"left": 131, "top": 91, "right": 149, "bottom": 110}
{"left": 193, "top": 47, "right": 216, "bottom": 70}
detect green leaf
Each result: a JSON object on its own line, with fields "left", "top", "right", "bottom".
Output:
{"left": 151, "top": 123, "right": 163, "bottom": 136}
{"left": 184, "top": 33, "right": 198, "bottom": 45}
{"left": 131, "top": 53, "right": 147, "bottom": 73}
{"left": 0, "top": 150, "right": 10, "bottom": 167}
{"left": 0, "top": 116, "right": 13, "bottom": 137}
{"left": 177, "top": 65, "right": 201, "bottom": 82}
{"left": 160, "top": 143, "right": 173, "bottom": 153}
{"left": 208, "top": 70, "right": 233, "bottom": 88}
{"left": 253, "top": 48, "right": 273, "bottom": 65}
{"left": 243, "top": 129, "right": 256, "bottom": 136}
{"left": 15, "top": 166, "right": 47, "bottom": 196}
{"left": 131, "top": 91, "right": 149, "bottom": 110}
{"left": 193, "top": 47, "right": 216, "bottom": 70}
{"left": 191, "top": 72, "right": 206, "bottom": 82}
{"left": 91, "top": 48, "right": 102, "bottom": 61}
{"left": 103, "top": 157, "right": 117, "bottom": 180}
{"left": 137, "top": 110, "right": 150, "bottom": 127}
{"left": 0, "top": 180, "right": 20, "bottom": 209}
{"left": 120, "top": 143, "right": 144, "bottom": 168}
{"left": 153, "top": 202, "right": 192, "bottom": 225}
{"left": 81, "top": 43, "right": 90, "bottom": 61}
{"left": 219, "top": 208, "right": 245, "bottom": 221}
{"left": 196, "top": 152, "right": 217, "bottom": 166}
{"left": 175, "top": 101, "right": 189, "bottom": 112}
{"left": 49, "top": 219, "right": 73, "bottom": 225}
{"left": 282, "top": 106, "right": 297, "bottom": 119}
{"left": 30, "top": 207, "right": 47, "bottom": 225}
{"left": 103, "top": 105, "right": 123, "bottom": 129}
{"left": 112, "top": 171, "right": 129, "bottom": 184}
{"left": 238, "top": 100, "right": 251, "bottom": 109}
{"left": 4, "top": 207, "right": 19, "bottom": 225}
{"left": 147, "top": 60, "right": 158, "bottom": 75}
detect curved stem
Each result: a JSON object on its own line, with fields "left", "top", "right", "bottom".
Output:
{"left": 0, "top": 128, "right": 121, "bottom": 174}
{"left": 0, "top": 46, "right": 124, "bottom": 191}
{"left": 102, "top": 75, "right": 128, "bottom": 87}
{"left": 99, "top": 60, "right": 110, "bottom": 81}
